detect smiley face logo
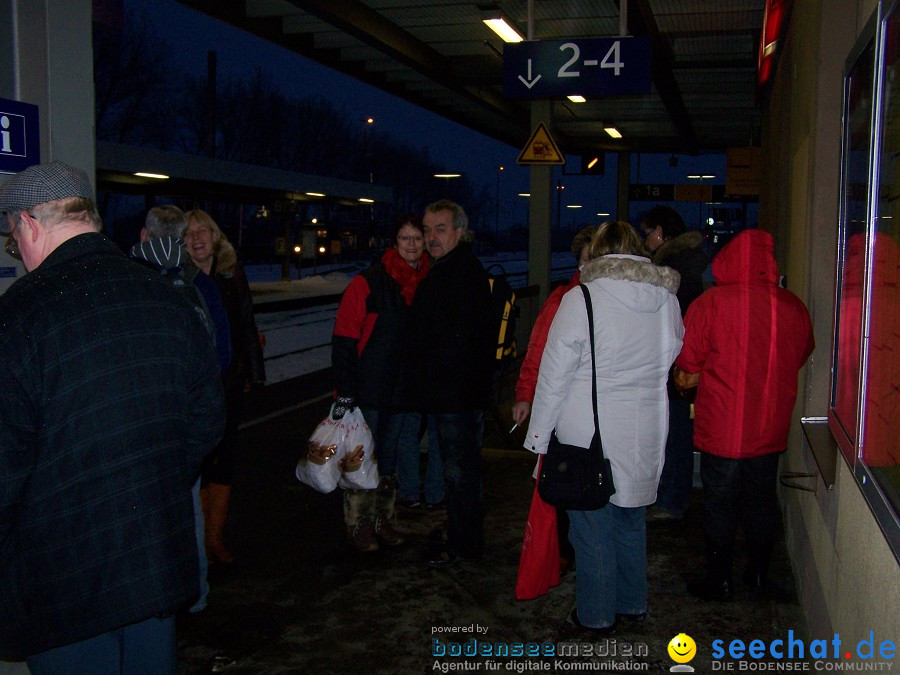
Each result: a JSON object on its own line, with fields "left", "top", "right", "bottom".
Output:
{"left": 667, "top": 633, "right": 697, "bottom": 664}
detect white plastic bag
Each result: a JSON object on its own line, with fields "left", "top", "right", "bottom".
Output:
{"left": 336, "top": 408, "right": 379, "bottom": 490}
{"left": 295, "top": 405, "right": 346, "bottom": 493}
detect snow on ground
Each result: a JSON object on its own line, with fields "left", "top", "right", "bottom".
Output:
{"left": 248, "top": 252, "right": 576, "bottom": 384}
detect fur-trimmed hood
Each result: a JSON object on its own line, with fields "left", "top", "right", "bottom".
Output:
{"left": 580, "top": 254, "right": 680, "bottom": 314}
{"left": 212, "top": 239, "right": 238, "bottom": 277}
{"left": 652, "top": 230, "right": 705, "bottom": 265}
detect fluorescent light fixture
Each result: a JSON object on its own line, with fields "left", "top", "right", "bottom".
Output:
{"left": 306, "top": 192, "right": 326, "bottom": 197}
{"left": 567, "top": 95, "right": 587, "bottom": 103}
{"left": 482, "top": 15, "right": 524, "bottom": 43}
{"left": 586, "top": 156, "right": 600, "bottom": 170}
{"left": 566, "top": 204, "right": 583, "bottom": 209}
{"left": 597, "top": 212, "right": 610, "bottom": 216}
{"left": 518, "top": 193, "right": 530, "bottom": 197}
{"left": 358, "top": 198, "right": 374, "bottom": 203}
{"left": 686, "top": 174, "right": 716, "bottom": 179}
{"left": 604, "top": 127, "right": 622, "bottom": 139}
{"left": 434, "top": 173, "right": 461, "bottom": 178}
{"left": 134, "top": 172, "right": 169, "bottom": 179}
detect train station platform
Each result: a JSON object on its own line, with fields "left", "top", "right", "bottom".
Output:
{"left": 176, "top": 367, "right": 809, "bottom": 674}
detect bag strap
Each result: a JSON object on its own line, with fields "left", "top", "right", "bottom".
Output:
{"left": 578, "top": 284, "right": 600, "bottom": 437}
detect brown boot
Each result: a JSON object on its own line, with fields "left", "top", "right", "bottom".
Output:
{"left": 374, "top": 477, "right": 404, "bottom": 546}
{"left": 344, "top": 489, "right": 378, "bottom": 552}
{"left": 204, "top": 483, "right": 235, "bottom": 564}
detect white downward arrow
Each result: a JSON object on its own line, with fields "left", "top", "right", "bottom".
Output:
{"left": 518, "top": 59, "right": 542, "bottom": 89}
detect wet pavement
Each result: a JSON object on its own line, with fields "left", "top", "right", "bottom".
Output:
{"left": 176, "top": 367, "right": 809, "bottom": 674}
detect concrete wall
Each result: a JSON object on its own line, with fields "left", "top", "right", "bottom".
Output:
{"left": 761, "top": 0, "right": 900, "bottom": 648}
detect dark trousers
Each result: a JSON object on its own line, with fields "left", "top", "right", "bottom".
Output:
{"left": 700, "top": 451, "right": 782, "bottom": 577}
{"left": 655, "top": 398, "right": 694, "bottom": 516}
{"left": 431, "top": 411, "right": 484, "bottom": 560}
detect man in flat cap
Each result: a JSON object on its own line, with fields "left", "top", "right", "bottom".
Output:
{"left": 0, "top": 162, "right": 225, "bottom": 672}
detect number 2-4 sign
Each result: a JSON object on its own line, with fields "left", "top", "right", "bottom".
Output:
{"left": 503, "top": 37, "right": 651, "bottom": 100}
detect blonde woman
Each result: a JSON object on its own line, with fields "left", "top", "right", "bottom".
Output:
{"left": 184, "top": 210, "right": 266, "bottom": 564}
{"left": 525, "top": 221, "right": 683, "bottom": 632}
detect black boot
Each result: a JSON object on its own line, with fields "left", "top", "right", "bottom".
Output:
{"left": 743, "top": 544, "right": 789, "bottom": 601}
{"left": 687, "top": 548, "right": 734, "bottom": 601}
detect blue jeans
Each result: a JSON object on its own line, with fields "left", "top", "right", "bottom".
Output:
{"left": 190, "top": 478, "right": 209, "bottom": 613}
{"left": 431, "top": 411, "right": 484, "bottom": 560}
{"left": 567, "top": 504, "right": 648, "bottom": 628}
{"left": 359, "top": 407, "right": 409, "bottom": 477}
{"left": 27, "top": 615, "right": 176, "bottom": 675}
{"left": 655, "top": 398, "right": 694, "bottom": 516}
{"left": 396, "top": 414, "right": 445, "bottom": 504}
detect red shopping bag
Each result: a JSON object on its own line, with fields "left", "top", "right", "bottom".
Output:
{"left": 514, "top": 458, "right": 561, "bottom": 600}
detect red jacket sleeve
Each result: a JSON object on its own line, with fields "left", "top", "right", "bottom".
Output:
{"left": 332, "top": 275, "right": 373, "bottom": 399}
{"left": 515, "top": 284, "right": 568, "bottom": 403}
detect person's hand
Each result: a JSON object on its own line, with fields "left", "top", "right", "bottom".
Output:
{"left": 673, "top": 367, "right": 700, "bottom": 391}
{"left": 511, "top": 401, "right": 531, "bottom": 425}
{"left": 332, "top": 396, "right": 356, "bottom": 420}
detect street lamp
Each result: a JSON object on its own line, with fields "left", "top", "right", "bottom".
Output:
{"left": 363, "top": 117, "right": 375, "bottom": 183}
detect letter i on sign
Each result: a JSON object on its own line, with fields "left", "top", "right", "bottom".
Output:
{"left": 1, "top": 116, "right": 11, "bottom": 153}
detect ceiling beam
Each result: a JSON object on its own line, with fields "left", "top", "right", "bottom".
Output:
{"left": 285, "top": 0, "right": 527, "bottom": 133}
{"left": 627, "top": 0, "right": 698, "bottom": 152}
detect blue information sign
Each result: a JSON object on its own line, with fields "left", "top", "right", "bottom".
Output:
{"left": 503, "top": 37, "right": 651, "bottom": 100}
{"left": 0, "top": 98, "right": 40, "bottom": 175}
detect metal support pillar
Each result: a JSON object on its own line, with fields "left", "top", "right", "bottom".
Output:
{"left": 528, "top": 100, "right": 553, "bottom": 302}
{"left": 616, "top": 151, "right": 631, "bottom": 222}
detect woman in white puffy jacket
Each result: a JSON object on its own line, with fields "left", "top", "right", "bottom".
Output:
{"left": 525, "top": 220, "right": 684, "bottom": 632}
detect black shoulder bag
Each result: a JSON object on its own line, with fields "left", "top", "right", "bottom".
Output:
{"left": 537, "top": 284, "right": 616, "bottom": 510}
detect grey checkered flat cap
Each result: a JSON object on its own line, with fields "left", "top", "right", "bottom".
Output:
{"left": 0, "top": 161, "right": 94, "bottom": 232}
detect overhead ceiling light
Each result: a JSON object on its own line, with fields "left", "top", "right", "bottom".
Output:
{"left": 358, "top": 198, "right": 374, "bottom": 203}
{"left": 482, "top": 13, "right": 524, "bottom": 43}
{"left": 686, "top": 174, "right": 716, "bottom": 179}
{"left": 518, "top": 193, "right": 530, "bottom": 197}
{"left": 604, "top": 127, "right": 622, "bottom": 139}
{"left": 567, "top": 95, "right": 587, "bottom": 103}
{"left": 306, "top": 192, "right": 326, "bottom": 197}
{"left": 434, "top": 173, "right": 462, "bottom": 178}
{"left": 597, "top": 212, "right": 610, "bottom": 217}
{"left": 134, "top": 172, "right": 169, "bottom": 179}
{"left": 566, "top": 204, "right": 583, "bottom": 209}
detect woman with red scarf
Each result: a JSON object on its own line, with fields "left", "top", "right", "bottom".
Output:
{"left": 331, "top": 215, "right": 431, "bottom": 551}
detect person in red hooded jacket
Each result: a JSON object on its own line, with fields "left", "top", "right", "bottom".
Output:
{"left": 511, "top": 225, "right": 595, "bottom": 576}
{"left": 674, "top": 228, "right": 814, "bottom": 602}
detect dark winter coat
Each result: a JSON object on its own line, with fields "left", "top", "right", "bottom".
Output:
{"left": 332, "top": 248, "right": 430, "bottom": 410}
{"left": 210, "top": 248, "right": 266, "bottom": 391}
{"left": 651, "top": 230, "right": 708, "bottom": 316}
{"left": 652, "top": 230, "right": 708, "bottom": 399}
{"left": 130, "top": 235, "right": 233, "bottom": 373}
{"left": 0, "top": 233, "right": 225, "bottom": 660}
{"left": 403, "top": 243, "right": 494, "bottom": 413}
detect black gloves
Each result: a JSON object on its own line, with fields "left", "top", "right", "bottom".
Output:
{"left": 332, "top": 396, "right": 356, "bottom": 420}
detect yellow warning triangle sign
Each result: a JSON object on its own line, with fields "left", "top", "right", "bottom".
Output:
{"left": 517, "top": 122, "right": 565, "bottom": 165}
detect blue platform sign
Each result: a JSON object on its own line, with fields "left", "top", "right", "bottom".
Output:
{"left": 503, "top": 37, "right": 651, "bottom": 100}
{"left": 0, "top": 98, "right": 40, "bottom": 175}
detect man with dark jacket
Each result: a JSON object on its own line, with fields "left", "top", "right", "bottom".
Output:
{"left": 131, "top": 204, "right": 233, "bottom": 615}
{"left": 0, "top": 162, "right": 224, "bottom": 671}
{"left": 674, "top": 229, "right": 814, "bottom": 601}
{"left": 405, "top": 199, "right": 494, "bottom": 567}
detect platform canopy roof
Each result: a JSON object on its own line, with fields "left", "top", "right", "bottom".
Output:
{"left": 175, "top": 0, "right": 768, "bottom": 156}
